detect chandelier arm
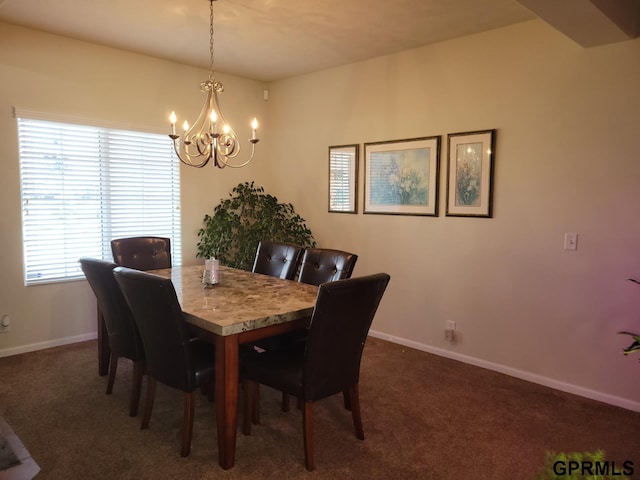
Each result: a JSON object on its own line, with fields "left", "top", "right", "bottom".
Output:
{"left": 216, "top": 133, "right": 239, "bottom": 158}
{"left": 185, "top": 83, "right": 215, "bottom": 140}
{"left": 211, "top": 88, "right": 234, "bottom": 141}
{"left": 216, "top": 142, "right": 257, "bottom": 168}
{"left": 172, "top": 139, "right": 211, "bottom": 168}
{"left": 210, "top": 89, "right": 242, "bottom": 160}
{"left": 195, "top": 134, "right": 213, "bottom": 156}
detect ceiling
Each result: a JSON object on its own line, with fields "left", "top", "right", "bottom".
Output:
{"left": 0, "top": 0, "right": 637, "bottom": 82}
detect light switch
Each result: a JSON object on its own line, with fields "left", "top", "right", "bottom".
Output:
{"left": 564, "top": 233, "right": 578, "bottom": 251}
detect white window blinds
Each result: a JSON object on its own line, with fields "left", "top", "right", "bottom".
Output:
{"left": 329, "top": 146, "right": 357, "bottom": 212}
{"left": 16, "top": 112, "right": 181, "bottom": 285}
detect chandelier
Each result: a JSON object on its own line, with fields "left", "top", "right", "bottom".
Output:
{"left": 169, "top": 0, "right": 259, "bottom": 168}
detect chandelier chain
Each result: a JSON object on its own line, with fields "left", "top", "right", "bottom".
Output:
{"left": 209, "top": 0, "right": 215, "bottom": 82}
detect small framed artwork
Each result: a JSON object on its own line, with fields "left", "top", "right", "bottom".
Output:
{"left": 329, "top": 144, "right": 358, "bottom": 213}
{"left": 363, "top": 136, "right": 440, "bottom": 216}
{"left": 446, "top": 129, "right": 496, "bottom": 218}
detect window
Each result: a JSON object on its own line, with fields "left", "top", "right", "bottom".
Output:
{"left": 16, "top": 110, "right": 181, "bottom": 285}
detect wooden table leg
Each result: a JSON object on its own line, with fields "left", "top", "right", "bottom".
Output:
{"left": 97, "top": 307, "right": 110, "bottom": 376}
{"left": 215, "top": 334, "right": 239, "bottom": 470}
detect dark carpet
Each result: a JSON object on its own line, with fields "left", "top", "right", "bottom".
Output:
{"left": 0, "top": 337, "right": 638, "bottom": 479}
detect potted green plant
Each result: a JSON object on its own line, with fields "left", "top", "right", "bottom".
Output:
{"left": 619, "top": 331, "right": 640, "bottom": 357}
{"left": 196, "top": 182, "right": 316, "bottom": 270}
{"left": 619, "top": 278, "right": 640, "bottom": 360}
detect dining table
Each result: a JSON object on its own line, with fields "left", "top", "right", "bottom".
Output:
{"left": 96, "top": 264, "right": 319, "bottom": 469}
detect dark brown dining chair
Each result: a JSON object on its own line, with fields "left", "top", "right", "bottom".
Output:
{"left": 251, "top": 240, "right": 303, "bottom": 280}
{"left": 241, "top": 273, "right": 390, "bottom": 471}
{"left": 298, "top": 248, "right": 358, "bottom": 286}
{"left": 110, "top": 236, "right": 172, "bottom": 271}
{"left": 113, "top": 266, "right": 215, "bottom": 457}
{"left": 245, "top": 241, "right": 304, "bottom": 362}
{"left": 79, "top": 257, "right": 145, "bottom": 417}
{"left": 279, "top": 247, "right": 358, "bottom": 411}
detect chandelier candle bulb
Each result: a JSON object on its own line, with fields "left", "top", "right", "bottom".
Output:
{"left": 251, "top": 118, "right": 258, "bottom": 140}
{"left": 169, "top": 112, "right": 177, "bottom": 135}
{"left": 210, "top": 110, "right": 217, "bottom": 133}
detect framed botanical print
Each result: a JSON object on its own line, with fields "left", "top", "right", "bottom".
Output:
{"left": 363, "top": 136, "right": 440, "bottom": 216}
{"left": 446, "top": 129, "right": 496, "bottom": 218}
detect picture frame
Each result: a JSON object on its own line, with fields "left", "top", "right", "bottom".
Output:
{"left": 446, "top": 129, "right": 496, "bottom": 218}
{"left": 328, "top": 144, "right": 359, "bottom": 213}
{"left": 363, "top": 136, "right": 440, "bottom": 216}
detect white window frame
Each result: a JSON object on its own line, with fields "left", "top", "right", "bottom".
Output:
{"left": 15, "top": 108, "right": 181, "bottom": 285}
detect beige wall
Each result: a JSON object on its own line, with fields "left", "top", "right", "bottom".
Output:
{"left": 1, "top": 19, "right": 640, "bottom": 410}
{"left": 264, "top": 20, "right": 640, "bottom": 410}
{"left": 0, "top": 23, "right": 266, "bottom": 352}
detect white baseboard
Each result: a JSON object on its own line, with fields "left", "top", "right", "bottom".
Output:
{"left": 368, "top": 329, "right": 640, "bottom": 413}
{"left": 0, "top": 333, "right": 97, "bottom": 359}
{"left": 2, "top": 330, "right": 638, "bottom": 413}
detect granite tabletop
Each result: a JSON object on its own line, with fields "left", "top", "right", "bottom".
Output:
{"left": 152, "top": 265, "right": 319, "bottom": 336}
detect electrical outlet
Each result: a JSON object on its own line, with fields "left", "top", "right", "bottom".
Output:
{"left": 0, "top": 314, "right": 10, "bottom": 333}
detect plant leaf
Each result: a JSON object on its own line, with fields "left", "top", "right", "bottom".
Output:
{"left": 196, "top": 183, "right": 315, "bottom": 270}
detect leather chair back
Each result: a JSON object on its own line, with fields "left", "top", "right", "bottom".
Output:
{"left": 252, "top": 240, "right": 303, "bottom": 280}
{"left": 298, "top": 248, "right": 358, "bottom": 286}
{"left": 113, "top": 267, "right": 199, "bottom": 392}
{"left": 303, "top": 273, "right": 390, "bottom": 401}
{"left": 79, "top": 257, "right": 144, "bottom": 362}
{"left": 111, "top": 236, "right": 172, "bottom": 271}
